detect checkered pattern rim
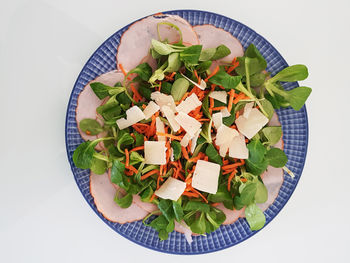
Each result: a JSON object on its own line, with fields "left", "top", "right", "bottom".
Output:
{"left": 65, "top": 9, "right": 309, "bottom": 254}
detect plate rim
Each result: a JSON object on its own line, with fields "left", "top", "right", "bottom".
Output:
{"left": 65, "top": 9, "right": 309, "bottom": 255}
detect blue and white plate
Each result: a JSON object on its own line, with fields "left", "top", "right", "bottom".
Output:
{"left": 65, "top": 10, "right": 309, "bottom": 254}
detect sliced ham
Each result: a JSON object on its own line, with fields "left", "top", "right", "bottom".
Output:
{"left": 132, "top": 194, "right": 158, "bottom": 213}
{"left": 257, "top": 167, "right": 284, "bottom": 212}
{"left": 90, "top": 172, "right": 148, "bottom": 223}
{"left": 174, "top": 221, "right": 194, "bottom": 243}
{"left": 193, "top": 25, "right": 244, "bottom": 68}
{"left": 76, "top": 70, "right": 124, "bottom": 150}
{"left": 117, "top": 14, "right": 199, "bottom": 72}
{"left": 216, "top": 203, "right": 244, "bottom": 225}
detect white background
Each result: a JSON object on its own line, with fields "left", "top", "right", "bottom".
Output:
{"left": 1, "top": 0, "right": 349, "bottom": 262}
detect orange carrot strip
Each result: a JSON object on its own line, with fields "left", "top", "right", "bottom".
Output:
{"left": 233, "top": 93, "right": 248, "bottom": 104}
{"left": 179, "top": 92, "right": 189, "bottom": 103}
{"left": 133, "top": 123, "right": 150, "bottom": 128}
{"left": 124, "top": 170, "right": 134, "bottom": 176}
{"left": 130, "top": 84, "right": 142, "bottom": 101}
{"left": 125, "top": 149, "right": 129, "bottom": 167}
{"left": 149, "top": 193, "right": 156, "bottom": 202}
{"left": 211, "top": 106, "right": 226, "bottom": 111}
{"left": 191, "top": 188, "right": 208, "bottom": 203}
{"left": 211, "top": 202, "right": 220, "bottom": 207}
{"left": 119, "top": 63, "right": 128, "bottom": 76}
{"left": 222, "top": 161, "right": 245, "bottom": 170}
{"left": 132, "top": 125, "right": 145, "bottom": 134}
{"left": 182, "top": 147, "right": 189, "bottom": 160}
{"left": 241, "top": 178, "right": 248, "bottom": 183}
{"left": 205, "top": 65, "right": 220, "bottom": 82}
{"left": 235, "top": 112, "right": 240, "bottom": 119}
{"left": 130, "top": 146, "right": 144, "bottom": 152}
{"left": 227, "top": 170, "right": 237, "bottom": 191}
{"left": 182, "top": 192, "right": 199, "bottom": 198}
{"left": 127, "top": 165, "right": 138, "bottom": 174}
{"left": 156, "top": 132, "right": 183, "bottom": 141}
{"left": 141, "top": 169, "right": 159, "bottom": 180}
{"left": 227, "top": 89, "right": 235, "bottom": 112}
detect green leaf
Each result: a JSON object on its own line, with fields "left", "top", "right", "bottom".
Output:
{"left": 190, "top": 212, "right": 206, "bottom": 235}
{"left": 171, "top": 78, "right": 189, "bottom": 102}
{"left": 265, "top": 148, "right": 288, "bottom": 168}
{"left": 259, "top": 98, "right": 274, "bottom": 119}
{"left": 116, "top": 133, "right": 134, "bottom": 153}
{"left": 209, "top": 70, "right": 241, "bottom": 91}
{"left": 79, "top": 119, "right": 103, "bottom": 135}
{"left": 165, "top": 52, "right": 181, "bottom": 73}
{"left": 151, "top": 39, "right": 177, "bottom": 55}
{"left": 247, "top": 140, "right": 267, "bottom": 163}
{"left": 287, "top": 86, "right": 312, "bottom": 111}
{"left": 249, "top": 72, "right": 266, "bottom": 87}
{"left": 129, "top": 151, "right": 145, "bottom": 166}
{"left": 196, "top": 61, "right": 212, "bottom": 73}
{"left": 240, "top": 183, "right": 257, "bottom": 205}
{"left": 138, "top": 85, "right": 152, "bottom": 100}
{"left": 201, "top": 95, "right": 211, "bottom": 119}
{"left": 114, "top": 192, "right": 133, "bottom": 208}
{"left": 96, "top": 96, "right": 121, "bottom": 121}
{"left": 171, "top": 141, "right": 181, "bottom": 161}
{"left": 134, "top": 131, "right": 144, "bottom": 147}
{"left": 158, "top": 199, "right": 175, "bottom": 222}
{"left": 262, "top": 126, "right": 282, "bottom": 145}
{"left": 205, "top": 144, "right": 223, "bottom": 165}
{"left": 269, "top": 64, "right": 308, "bottom": 83}
{"left": 199, "top": 48, "right": 216, "bottom": 61}
{"left": 245, "top": 203, "right": 266, "bottom": 231}
{"left": 160, "top": 82, "right": 172, "bottom": 95}
{"left": 246, "top": 159, "right": 268, "bottom": 176}
{"left": 206, "top": 207, "right": 226, "bottom": 229}
{"left": 211, "top": 44, "right": 231, "bottom": 60}
{"left": 166, "top": 219, "right": 175, "bottom": 233}
{"left": 184, "top": 201, "right": 210, "bottom": 213}
{"left": 90, "top": 157, "right": 107, "bottom": 175}
{"left": 158, "top": 229, "right": 169, "bottom": 240}
{"left": 180, "top": 45, "right": 202, "bottom": 65}
{"left": 126, "top": 63, "right": 152, "bottom": 81}
{"left": 235, "top": 44, "right": 267, "bottom": 76}
{"left": 255, "top": 180, "right": 268, "bottom": 203}
{"left": 110, "top": 160, "right": 129, "bottom": 190}
{"left": 172, "top": 201, "right": 184, "bottom": 222}
{"left": 200, "top": 121, "right": 212, "bottom": 144}
{"left": 140, "top": 186, "right": 154, "bottom": 202}
{"left": 208, "top": 185, "right": 232, "bottom": 203}
{"left": 90, "top": 82, "right": 125, "bottom": 99}
{"left": 233, "top": 195, "right": 245, "bottom": 210}
{"left": 73, "top": 140, "right": 100, "bottom": 169}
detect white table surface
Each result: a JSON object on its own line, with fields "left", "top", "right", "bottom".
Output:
{"left": 1, "top": 0, "right": 349, "bottom": 262}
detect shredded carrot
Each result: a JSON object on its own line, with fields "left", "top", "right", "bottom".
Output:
{"left": 149, "top": 193, "right": 156, "bottom": 202}
{"left": 132, "top": 125, "right": 145, "bottom": 134}
{"left": 179, "top": 92, "right": 189, "bottom": 103}
{"left": 156, "top": 132, "right": 183, "bottom": 141}
{"left": 227, "top": 57, "right": 239, "bottom": 74}
{"left": 233, "top": 93, "right": 249, "bottom": 104}
{"left": 182, "top": 192, "right": 199, "bottom": 198}
{"left": 141, "top": 104, "right": 146, "bottom": 109}
{"left": 124, "top": 170, "right": 134, "bottom": 176}
{"left": 241, "top": 178, "right": 247, "bottom": 183}
{"left": 130, "top": 146, "right": 144, "bottom": 152}
{"left": 181, "top": 147, "right": 189, "bottom": 160}
{"left": 194, "top": 70, "right": 199, "bottom": 81}
{"left": 211, "top": 203, "right": 220, "bottom": 207}
{"left": 177, "top": 172, "right": 185, "bottom": 181}
{"left": 235, "top": 112, "right": 240, "bottom": 119}
{"left": 230, "top": 124, "right": 237, "bottom": 129}
{"left": 141, "top": 169, "right": 159, "bottom": 180}
{"left": 133, "top": 123, "right": 150, "bottom": 128}
{"left": 127, "top": 165, "right": 138, "bottom": 174}
{"left": 227, "top": 89, "right": 235, "bottom": 112}
{"left": 211, "top": 106, "right": 226, "bottom": 111}
{"left": 205, "top": 65, "right": 220, "bottom": 82}
{"left": 222, "top": 160, "right": 245, "bottom": 170}
{"left": 119, "top": 64, "right": 131, "bottom": 80}
{"left": 191, "top": 188, "right": 208, "bottom": 203}
{"left": 197, "top": 118, "right": 210, "bottom": 122}
{"left": 85, "top": 130, "right": 91, "bottom": 135}
{"left": 148, "top": 115, "right": 156, "bottom": 137}
{"left": 187, "top": 140, "right": 192, "bottom": 153}
{"left": 227, "top": 170, "right": 237, "bottom": 191}
{"left": 130, "top": 84, "right": 142, "bottom": 101}
{"left": 125, "top": 149, "right": 129, "bottom": 167}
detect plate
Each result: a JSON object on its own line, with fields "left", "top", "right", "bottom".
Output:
{"left": 65, "top": 10, "right": 309, "bottom": 254}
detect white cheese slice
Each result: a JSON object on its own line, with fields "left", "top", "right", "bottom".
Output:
{"left": 219, "top": 144, "right": 230, "bottom": 157}
{"left": 180, "top": 73, "right": 207, "bottom": 90}
{"left": 162, "top": 105, "right": 180, "bottom": 132}
{"left": 174, "top": 112, "right": 201, "bottom": 137}
{"left": 192, "top": 160, "right": 220, "bottom": 194}
{"left": 191, "top": 129, "right": 201, "bottom": 153}
{"left": 176, "top": 93, "right": 202, "bottom": 114}
{"left": 155, "top": 117, "right": 166, "bottom": 141}
{"left": 229, "top": 133, "right": 249, "bottom": 159}
{"left": 243, "top": 102, "right": 254, "bottom": 118}
{"left": 209, "top": 91, "right": 227, "bottom": 104}
{"left": 180, "top": 133, "right": 192, "bottom": 147}
{"left": 236, "top": 107, "right": 269, "bottom": 139}
{"left": 155, "top": 177, "right": 186, "bottom": 201}
{"left": 143, "top": 101, "right": 160, "bottom": 119}
{"left": 151, "top": 91, "right": 177, "bottom": 112}
{"left": 116, "top": 105, "right": 145, "bottom": 130}
{"left": 212, "top": 112, "right": 223, "bottom": 129}
{"left": 221, "top": 107, "right": 231, "bottom": 117}
{"left": 199, "top": 79, "right": 207, "bottom": 90}
{"left": 215, "top": 125, "right": 239, "bottom": 146}
{"left": 144, "top": 141, "right": 166, "bottom": 165}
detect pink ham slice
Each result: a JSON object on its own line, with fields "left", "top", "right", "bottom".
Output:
{"left": 216, "top": 203, "right": 244, "bottom": 225}
{"left": 174, "top": 221, "right": 194, "bottom": 243}
{"left": 90, "top": 172, "right": 148, "bottom": 223}
{"left": 193, "top": 24, "right": 244, "bottom": 71}
{"left": 76, "top": 70, "right": 124, "bottom": 150}
{"left": 117, "top": 14, "right": 199, "bottom": 72}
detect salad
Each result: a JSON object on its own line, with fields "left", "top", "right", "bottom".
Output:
{"left": 72, "top": 14, "right": 311, "bottom": 242}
